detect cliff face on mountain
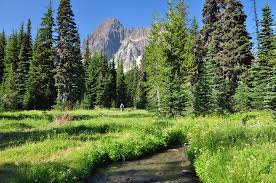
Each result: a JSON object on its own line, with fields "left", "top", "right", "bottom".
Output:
{"left": 85, "top": 18, "right": 150, "bottom": 70}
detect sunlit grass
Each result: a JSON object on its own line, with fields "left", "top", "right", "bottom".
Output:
{"left": 0, "top": 110, "right": 274, "bottom": 182}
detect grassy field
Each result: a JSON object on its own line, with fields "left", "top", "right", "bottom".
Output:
{"left": 0, "top": 109, "right": 275, "bottom": 183}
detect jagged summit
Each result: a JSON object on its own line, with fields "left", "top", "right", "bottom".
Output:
{"left": 85, "top": 18, "right": 150, "bottom": 71}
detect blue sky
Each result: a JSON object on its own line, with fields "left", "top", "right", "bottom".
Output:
{"left": 0, "top": 0, "right": 275, "bottom": 42}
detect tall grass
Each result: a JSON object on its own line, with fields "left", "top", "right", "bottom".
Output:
{"left": 0, "top": 110, "right": 274, "bottom": 182}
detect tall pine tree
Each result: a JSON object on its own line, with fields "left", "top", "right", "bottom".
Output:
{"left": 16, "top": 20, "right": 32, "bottom": 109}
{"left": 109, "top": 57, "right": 117, "bottom": 107}
{"left": 96, "top": 54, "right": 111, "bottom": 108}
{"left": 251, "top": 3, "right": 275, "bottom": 110}
{"left": 1, "top": 33, "right": 19, "bottom": 110}
{"left": 0, "top": 31, "right": 6, "bottom": 84}
{"left": 24, "top": 2, "right": 56, "bottom": 109}
{"left": 144, "top": 16, "right": 166, "bottom": 112}
{"left": 217, "top": 0, "right": 253, "bottom": 112}
{"left": 55, "top": 0, "right": 84, "bottom": 109}
{"left": 162, "top": 0, "right": 188, "bottom": 117}
{"left": 116, "top": 60, "right": 127, "bottom": 107}
{"left": 134, "top": 59, "right": 147, "bottom": 109}
{"left": 84, "top": 53, "right": 101, "bottom": 109}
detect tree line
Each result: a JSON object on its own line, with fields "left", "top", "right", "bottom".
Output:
{"left": 144, "top": 0, "right": 275, "bottom": 117}
{"left": 0, "top": 0, "right": 275, "bottom": 116}
{"left": 0, "top": 0, "right": 141, "bottom": 110}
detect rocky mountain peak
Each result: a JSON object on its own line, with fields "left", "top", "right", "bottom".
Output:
{"left": 85, "top": 18, "right": 150, "bottom": 71}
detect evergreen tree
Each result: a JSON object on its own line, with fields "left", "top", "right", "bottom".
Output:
{"left": 1, "top": 33, "right": 19, "bottom": 110}
{"left": 251, "top": 4, "right": 275, "bottom": 110}
{"left": 202, "top": 0, "right": 220, "bottom": 44}
{"left": 162, "top": 0, "right": 188, "bottom": 117}
{"left": 125, "top": 61, "right": 139, "bottom": 107}
{"left": 0, "top": 31, "right": 6, "bottom": 83}
{"left": 95, "top": 54, "right": 111, "bottom": 108}
{"left": 234, "top": 69, "right": 252, "bottom": 111}
{"left": 84, "top": 53, "right": 101, "bottom": 109}
{"left": 109, "top": 57, "right": 117, "bottom": 107}
{"left": 193, "top": 41, "right": 216, "bottom": 115}
{"left": 134, "top": 59, "right": 147, "bottom": 109}
{"left": 17, "top": 23, "right": 24, "bottom": 52}
{"left": 55, "top": 0, "right": 85, "bottom": 108}
{"left": 16, "top": 20, "right": 33, "bottom": 109}
{"left": 252, "top": 0, "right": 260, "bottom": 48}
{"left": 144, "top": 17, "right": 166, "bottom": 112}
{"left": 24, "top": 3, "right": 56, "bottom": 109}
{"left": 116, "top": 60, "right": 127, "bottom": 107}
{"left": 217, "top": 0, "right": 253, "bottom": 112}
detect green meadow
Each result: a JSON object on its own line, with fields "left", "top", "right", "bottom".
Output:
{"left": 0, "top": 109, "right": 275, "bottom": 183}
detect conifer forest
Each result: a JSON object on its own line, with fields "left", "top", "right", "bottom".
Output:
{"left": 0, "top": 0, "right": 275, "bottom": 182}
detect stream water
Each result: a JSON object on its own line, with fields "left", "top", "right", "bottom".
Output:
{"left": 88, "top": 148, "right": 199, "bottom": 183}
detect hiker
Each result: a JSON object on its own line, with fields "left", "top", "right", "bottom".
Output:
{"left": 120, "top": 103, "right": 125, "bottom": 112}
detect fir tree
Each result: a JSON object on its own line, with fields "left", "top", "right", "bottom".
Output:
{"left": 109, "top": 57, "right": 117, "bottom": 107}
{"left": 84, "top": 54, "right": 101, "bottom": 109}
{"left": 116, "top": 60, "right": 127, "bottom": 107}
{"left": 217, "top": 0, "right": 253, "bottom": 112}
{"left": 193, "top": 41, "right": 216, "bottom": 115}
{"left": 202, "top": 0, "right": 220, "bottom": 44}
{"left": 16, "top": 20, "right": 32, "bottom": 109}
{"left": 125, "top": 61, "right": 139, "bottom": 107}
{"left": 144, "top": 17, "right": 166, "bottom": 112}
{"left": 17, "top": 23, "right": 24, "bottom": 52}
{"left": 55, "top": 0, "right": 85, "bottom": 108}
{"left": 134, "top": 60, "right": 147, "bottom": 109}
{"left": 252, "top": 0, "right": 260, "bottom": 48}
{"left": 162, "top": 0, "right": 188, "bottom": 117}
{"left": 1, "top": 33, "right": 19, "bottom": 110}
{"left": 0, "top": 31, "right": 6, "bottom": 83}
{"left": 251, "top": 4, "right": 275, "bottom": 110}
{"left": 24, "top": 2, "right": 56, "bottom": 109}
{"left": 234, "top": 69, "right": 252, "bottom": 111}
{"left": 95, "top": 54, "right": 111, "bottom": 108}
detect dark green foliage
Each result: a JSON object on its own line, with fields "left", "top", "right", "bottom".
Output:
{"left": 109, "top": 58, "right": 117, "bottom": 107}
{"left": 24, "top": 3, "right": 56, "bottom": 110}
{"left": 202, "top": 0, "right": 220, "bottom": 44}
{"left": 144, "top": 18, "right": 166, "bottom": 112}
{"left": 134, "top": 60, "right": 147, "bottom": 109}
{"left": 217, "top": 0, "right": 253, "bottom": 112}
{"left": 16, "top": 20, "right": 33, "bottom": 109}
{"left": 95, "top": 54, "right": 111, "bottom": 108}
{"left": 116, "top": 60, "right": 127, "bottom": 107}
{"left": 161, "top": 0, "right": 189, "bottom": 117}
{"left": 234, "top": 69, "right": 252, "bottom": 111}
{"left": 1, "top": 33, "right": 19, "bottom": 110}
{"left": 55, "top": 0, "right": 85, "bottom": 109}
{"left": 193, "top": 42, "right": 216, "bottom": 115}
{"left": 144, "top": 0, "right": 195, "bottom": 117}
{"left": 251, "top": 4, "right": 275, "bottom": 110}
{"left": 125, "top": 62, "right": 139, "bottom": 107}
{"left": 84, "top": 53, "right": 101, "bottom": 109}
{"left": 0, "top": 31, "right": 6, "bottom": 83}
{"left": 258, "top": 4, "right": 274, "bottom": 61}
{"left": 83, "top": 53, "right": 113, "bottom": 109}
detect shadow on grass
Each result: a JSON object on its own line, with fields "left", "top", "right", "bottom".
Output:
{"left": 0, "top": 124, "right": 123, "bottom": 150}
{"left": 72, "top": 113, "right": 154, "bottom": 121}
{"left": 0, "top": 113, "right": 53, "bottom": 121}
{"left": 0, "top": 113, "right": 154, "bottom": 122}
{"left": 0, "top": 161, "right": 79, "bottom": 183}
